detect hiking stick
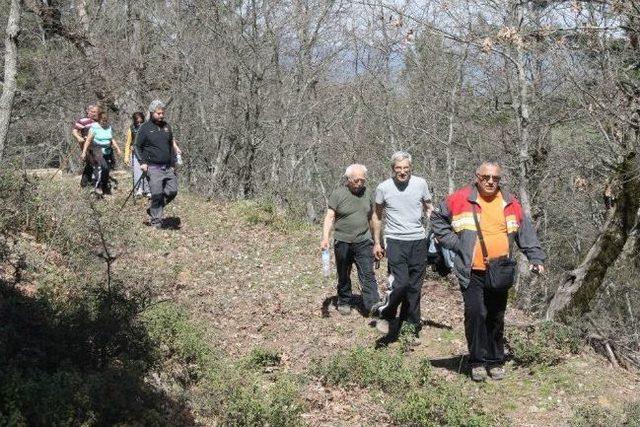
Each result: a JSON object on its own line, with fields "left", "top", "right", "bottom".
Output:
{"left": 119, "top": 173, "right": 145, "bottom": 211}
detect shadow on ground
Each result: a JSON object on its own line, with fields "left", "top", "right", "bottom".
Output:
{"left": 0, "top": 279, "right": 193, "bottom": 425}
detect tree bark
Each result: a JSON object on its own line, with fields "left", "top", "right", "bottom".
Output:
{"left": 0, "top": 0, "right": 22, "bottom": 163}
{"left": 546, "top": 153, "right": 640, "bottom": 320}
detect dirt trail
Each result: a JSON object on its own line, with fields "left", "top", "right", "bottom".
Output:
{"left": 31, "top": 169, "right": 640, "bottom": 426}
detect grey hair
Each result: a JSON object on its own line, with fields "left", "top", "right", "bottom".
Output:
{"left": 391, "top": 151, "right": 412, "bottom": 167}
{"left": 344, "top": 164, "right": 368, "bottom": 179}
{"left": 476, "top": 161, "right": 502, "bottom": 174}
{"left": 148, "top": 99, "right": 166, "bottom": 112}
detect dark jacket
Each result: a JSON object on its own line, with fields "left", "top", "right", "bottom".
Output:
{"left": 430, "top": 185, "right": 545, "bottom": 289}
{"left": 134, "top": 120, "right": 173, "bottom": 165}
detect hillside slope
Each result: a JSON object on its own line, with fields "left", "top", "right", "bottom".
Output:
{"left": 6, "top": 170, "right": 640, "bottom": 426}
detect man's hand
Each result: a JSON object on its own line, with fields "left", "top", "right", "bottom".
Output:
{"left": 530, "top": 264, "right": 545, "bottom": 275}
{"left": 320, "top": 238, "right": 329, "bottom": 251}
{"left": 140, "top": 163, "right": 148, "bottom": 173}
{"left": 373, "top": 242, "right": 385, "bottom": 260}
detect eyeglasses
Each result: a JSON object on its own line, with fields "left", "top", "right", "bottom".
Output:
{"left": 477, "top": 174, "right": 501, "bottom": 182}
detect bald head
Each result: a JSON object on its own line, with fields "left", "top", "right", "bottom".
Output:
{"left": 344, "top": 164, "right": 367, "bottom": 194}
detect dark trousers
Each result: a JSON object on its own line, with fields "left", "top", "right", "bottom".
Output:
{"left": 80, "top": 142, "right": 95, "bottom": 187}
{"left": 463, "top": 270, "right": 509, "bottom": 366}
{"left": 147, "top": 166, "right": 178, "bottom": 224}
{"left": 379, "top": 238, "right": 428, "bottom": 332}
{"left": 334, "top": 240, "right": 379, "bottom": 311}
{"left": 90, "top": 146, "right": 112, "bottom": 192}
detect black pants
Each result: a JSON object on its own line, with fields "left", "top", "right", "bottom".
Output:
{"left": 463, "top": 270, "right": 509, "bottom": 366}
{"left": 90, "top": 146, "right": 112, "bottom": 192}
{"left": 334, "top": 240, "right": 379, "bottom": 311}
{"left": 379, "top": 238, "right": 428, "bottom": 332}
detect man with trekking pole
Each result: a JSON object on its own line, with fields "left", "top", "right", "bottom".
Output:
{"left": 134, "top": 100, "right": 182, "bottom": 229}
{"left": 430, "top": 161, "right": 545, "bottom": 381}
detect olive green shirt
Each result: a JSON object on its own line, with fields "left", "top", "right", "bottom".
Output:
{"left": 327, "top": 186, "right": 374, "bottom": 243}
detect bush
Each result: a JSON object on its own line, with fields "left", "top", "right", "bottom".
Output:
{"left": 390, "top": 387, "right": 497, "bottom": 427}
{"left": 233, "top": 199, "right": 306, "bottom": 232}
{"left": 313, "top": 346, "right": 414, "bottom": 393}
{"left": 220, "top": 374, "right": 305, "bottom": 427}
{"left": 624, "top": 401, "right": 640, "bottom": 427}
{"left": 570, "top": 404, "right": 623, "bottom": 427}
{"left": 242, "top": 347, "right": 282, "bottom": 370}
{"left": 507, "top": 321, "right": 582, "bottom": 367}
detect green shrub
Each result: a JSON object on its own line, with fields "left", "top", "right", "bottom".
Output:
{"left": 313, "top": 346, "right": 414, "bottom": 393}
{"left": 242, "top": 347, "right": 282, "bottom": 370}
{"left": 507, "top": 321, "right": 582, "bottom": 367}
{"left": 221, "top": 374, "right": 305, "bottom": 427}
{"left": 142, "top": 302, "right": 212, "bottom": 380}
{"left": 570, "top": 404, "right": 622, "bottom": 427}
{"left": 390, "top": 381, "right": 497, "bottom": 427}
{"left": 624, "top": 401, "right": 640, "bottom": 427}
{"left": 233, "top": 199, "right": 307, "bottom": 232}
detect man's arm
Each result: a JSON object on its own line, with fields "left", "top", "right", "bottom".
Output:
{"left": 134, "top": 126, "right": 147, "bottom": 172}
{"left": 320, "top": 209, "right": 335, "bottom": 250}
{"left": 430, "top": 200, "right": 459, "bottom": 252}
{"left": 423, "top": 200, "right": 433, "bottom": 218}
{"left": 516, "top": 214, "right": 546, "bottom": 273}
{"left": 372, "top": 203, "right": 385, "bottom": 260}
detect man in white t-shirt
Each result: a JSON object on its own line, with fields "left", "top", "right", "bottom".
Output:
{"left": 371, "top": 151, "right": 433, "bottom": 343}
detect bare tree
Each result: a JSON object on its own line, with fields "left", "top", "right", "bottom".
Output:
{"left": 0, "top": 0, "right": 22, "bottom": 162}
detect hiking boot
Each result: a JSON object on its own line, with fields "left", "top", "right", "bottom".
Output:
{"left": 471, "top": 365, "right": 488, "bottom": 382}
{"left": 488, "top": 365, "right": 506, "bottom": 380}
{"left": 337, "top": 304, "right": 351, "bottom": 316}
{"left": 375, "top": 319, "right": 390, "bottom": 335}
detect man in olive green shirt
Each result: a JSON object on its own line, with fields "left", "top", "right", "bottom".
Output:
{"left": 321, "top": 164, "right": 380, "bottom": 315}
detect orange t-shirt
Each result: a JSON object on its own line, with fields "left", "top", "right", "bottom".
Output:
{"left": 472, "top": 192, "right": 510, "bottom": 270}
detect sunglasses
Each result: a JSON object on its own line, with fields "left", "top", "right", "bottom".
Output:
{"left": 477, "top": 174, "right": 502, "bottom": 182}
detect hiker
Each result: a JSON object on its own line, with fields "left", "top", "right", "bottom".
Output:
{"left": 430, "top": 161, "right": 545, "bottom": 381}
{"left": 72, "top": 104, "right": 100, "bottom": 187}
{"left": 370, "top": 151, "right": 433, "bottom": 344}
{"left": 124, "top": 111, "right": 150, "bottom": 198}
{"left": 81, "top": 112, "right": 122, "bottom": 195}
{"left": 135, "top": 100, "right": 181, "bottom": 229}
{"left": 321, "top": 164, "right": 380, "bottom": 316}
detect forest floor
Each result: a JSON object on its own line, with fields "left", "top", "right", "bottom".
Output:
{"left": 15, "top": 169, "right": 640, "bottom": 426}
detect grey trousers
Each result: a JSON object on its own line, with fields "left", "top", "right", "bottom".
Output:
{"left": 147, "top": 166, "right": 178, "bottom": 224}
{"left": 132, "top": 155, "right": 150, "bottom": 195}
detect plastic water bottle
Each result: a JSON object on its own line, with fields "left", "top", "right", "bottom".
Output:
{"left": 321, "top": 249, "right": 331, "bottom": 277}
{"left": 176, "top": 153, "right": 183, "bottom": 166}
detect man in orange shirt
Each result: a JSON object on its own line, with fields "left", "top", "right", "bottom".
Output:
{"left": 431, "top": 162, "right": 545, "bottom": 381}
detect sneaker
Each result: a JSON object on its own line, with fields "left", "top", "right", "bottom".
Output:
{"left": 488, "top": 365, "right": 505, "bottom": 380}
{"left": 337, "top": 304, "right": 351, "bottom": 316}
{"left": 369, "top": 300, "right": 385, "bottom": 318}
{"left": 93, "top": 187, "right": 103, "bottom": 196}
{"left": 151, "top": 221, "right": 162, "bottom": 230}
{"left": 375, "top": 319, "right": 390, "bottom": 334}
{"left": 471, "top": 365, "right": 488, "bottom": 382}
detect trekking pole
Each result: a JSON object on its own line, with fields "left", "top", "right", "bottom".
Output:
{"left": 119, "top": 173, "right": 145, "bottom": 211}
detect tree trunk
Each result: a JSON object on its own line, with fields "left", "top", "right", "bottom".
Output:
{"left": 0, "top": 0, "right": 22, "bottom": 163}
{"left": 546, "top": 153, "right": 640, "bottom": 320}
